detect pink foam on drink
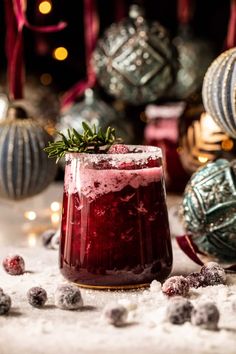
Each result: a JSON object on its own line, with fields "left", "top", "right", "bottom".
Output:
{"left": 65, "top": 166, "right": 163, "bottom": 201}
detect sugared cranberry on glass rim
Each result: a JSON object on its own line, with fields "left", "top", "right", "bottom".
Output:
{"left": 108, "top": 144, "right": 129, "bottom": 154}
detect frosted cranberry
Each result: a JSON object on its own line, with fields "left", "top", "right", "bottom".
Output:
{"left": 200, "top": 262, "right": 226, "bottom": 286}
{"left": 41, "top": 229, "right": 56, "bottom": 249}
{"left": 186, "top": 272, "right": 204, "bottom": 288}
{"left": 2, "top": 255, "right": 25, "bottom": 275}
{"left": 162, "top": 276, "right": 190, "bottom": 297}
{"left": 55, "top": 284, "right": 83, "bottom": 310}
{"left": 27, "top": 287, "right": 47, "bottom": 308}
{"left": 0, "top": 292, "right": 11, "bottom": 315}
{"left": 103, "top": 303, "right": 128, "bottom": 327}
{"left": 191, "top": 302, "right": 219, "bottom": 330}
{"left": 108, "top": 144, "right": 129, "bottom": 154}
{"left": 166, "top": 297, "right": 193, "bottom": 324}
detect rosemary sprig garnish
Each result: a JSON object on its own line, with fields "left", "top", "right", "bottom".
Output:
{"left": 44, "top": 122, "right": 118, "bottom": 162}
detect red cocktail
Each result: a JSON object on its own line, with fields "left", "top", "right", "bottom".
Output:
{"left": 60, "top": 146, "right": 172, "bottom": 289}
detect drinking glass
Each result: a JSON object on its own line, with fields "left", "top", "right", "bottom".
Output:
{"left": 60, "top": 146, "right": 172, "bottom": 289}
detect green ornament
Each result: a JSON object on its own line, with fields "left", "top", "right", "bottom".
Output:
{"left": 182, "top": 159, "right": 236, "bottom": 263}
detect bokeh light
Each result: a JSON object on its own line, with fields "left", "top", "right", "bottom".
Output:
{"left": 38, "top": 1, "right": 52, "bottom": 15}
{"left": 24, "top": 211, "right": 37, "bottom": 221}
{"left": 50, "top": 201, "right": 61, "bottom": 212}
{"left": 53, "top": 47, "right": 68, "bottom": 61}
{"left": 198, "top": 156, "right": 208, "bottom": 164}
{"left": 40, "top": 73, "right": 53, "bottom": 86}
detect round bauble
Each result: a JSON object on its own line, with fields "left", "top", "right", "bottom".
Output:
{"left": 182, "top": 159, "right": 236, "bottom": 263}
{"left": 57, "top": 89, "right": 134, "bottom": 145}
{"left": 0, "top": 105, "right": 57, "bottom": 200}
{"left": 93, "top": 5, "right": 177, "bottom": 105}
{"left": 202, "top": 48, "right": 236, "bottom": 138}
{"left": 170, "top": 34, "right": 214, "bottom": 99}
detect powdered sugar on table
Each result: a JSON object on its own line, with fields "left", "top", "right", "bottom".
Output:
{"left": 0, "top": 243, "right": 236, "bottom": 354}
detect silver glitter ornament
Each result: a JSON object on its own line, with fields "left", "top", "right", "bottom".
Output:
{"left": 93, "top": 5, "right": 177, "bottom": 105}
{"left": 0, "top": 106, "right": 57, "bottom": 200}
{"left": 57, "top": 89, "right": 134, "bottom": 145}
{"left": 202, "top": 48, "right": 236, "bottom": 138}
{"left": 170, "top": 31, "right": 214, "bottom": 99}
{"left": 182, "top": 159, "right": 236, "bottom": 263}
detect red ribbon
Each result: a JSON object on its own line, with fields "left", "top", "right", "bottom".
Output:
{"left": 176, "top": 234, "right": 236, "bottom": 271}
{"left": 4, "top": 0, "right": 67, "bottom": 100}
{"left": 176, "top": 234, "right": 204, "bottom": 266}
{"left": 60, "top": 0, "right": 98, "bottom": 110}
{"left": 226, "top": 0, "right": 236, "bottom": 49}
{"left": 177, "top": 0, "right": 192, "bottom": 25}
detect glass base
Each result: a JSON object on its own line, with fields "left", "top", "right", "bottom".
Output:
{"left": 72, "top": 282, "right": 150, "bottom": 290}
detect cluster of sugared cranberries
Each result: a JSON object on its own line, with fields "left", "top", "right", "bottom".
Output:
{"left": 27, "top": 287, "right": 48, "bottom": 308}
{"left": 186, "top": 262, "right": 226, "bottom": 289}
{"left": 102, "top": 303, "right": 128, "bottom": 327}
{"left": 162, "top": 262, "right": 226, "bottom": 296}
{"left": 0, "top": 289, "right": 11, "bottom": 315}
{"left": 200, "top": 262, "right": 226, "bottom": 286}
{"left": 2, "top": 254, "right": 25, "bottom": 275}
{"left": 55, "top": 284, "right": 83, "bottom": 310}
{"left": 162, "top": 276, "right": 190, "bottom": 297}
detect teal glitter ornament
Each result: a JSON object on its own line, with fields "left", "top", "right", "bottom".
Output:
{"left": 182, "top": 159, "right": 236, "bottom": 263}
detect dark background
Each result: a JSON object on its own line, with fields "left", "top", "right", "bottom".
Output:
{"left": 0, "top": 0, "right": 231, "bottom": 95}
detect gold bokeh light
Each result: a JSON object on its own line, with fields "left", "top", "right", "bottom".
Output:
{"left": 38, "top": 1, "right": 52, "bottom": 15}
{"left": 53, "top": 47, "right": 68, "bottom": 61}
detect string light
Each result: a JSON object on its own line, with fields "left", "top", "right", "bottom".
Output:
{"left": 53, "top": 47, "right": 68, "bottom": 61}
{"left": 38, "top": 1, "right": 52, "bottom": 15}
{"left": 40, "top": 73, "right": 52, "bottom": 86}
{"left": 24, "top": 211, "right": 37, "bottom": 221}
{"left": 50, "top": 201, "right": 61, "bottom": 212}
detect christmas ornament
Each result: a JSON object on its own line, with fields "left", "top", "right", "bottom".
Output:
{"left": 170, "top": 33, "right": 214, "bottom": 99}
{"left": 169, "top": 0, "right": 214, "bottom": 99}
{"left": 182, "top": 159, "right": 236, "bottom": 263}
{"left": 1, "top": 80, "right": 59, "bottom": 135}
{"left": 0, "top": 105, "right": 57, "bottom": 200}
{"left": 93, "top": 5, "right": 177, "bottom": 105}
{"left": 179, "top": 103, "right": 236, "bottom": 174}
{"left": 202, "top": 48, "right": 236, "bottom": 138}
{"left": 0, "top": 94, "right": 9, "bottom": 123}
{"left": 57, "top": 89, "right": 134, "bottom": 146}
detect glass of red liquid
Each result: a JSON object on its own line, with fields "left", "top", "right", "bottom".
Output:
{"left": 60, "top": 146, "right": 172, "bottom": 289}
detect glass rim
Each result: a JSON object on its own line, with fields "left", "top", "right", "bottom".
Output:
{"left": 65, "top": 145, "right": 162, "bottom": 160}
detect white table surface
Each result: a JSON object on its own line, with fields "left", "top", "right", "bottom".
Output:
{"left": 0, "top": 183, "right": 235, "bottom": 354}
